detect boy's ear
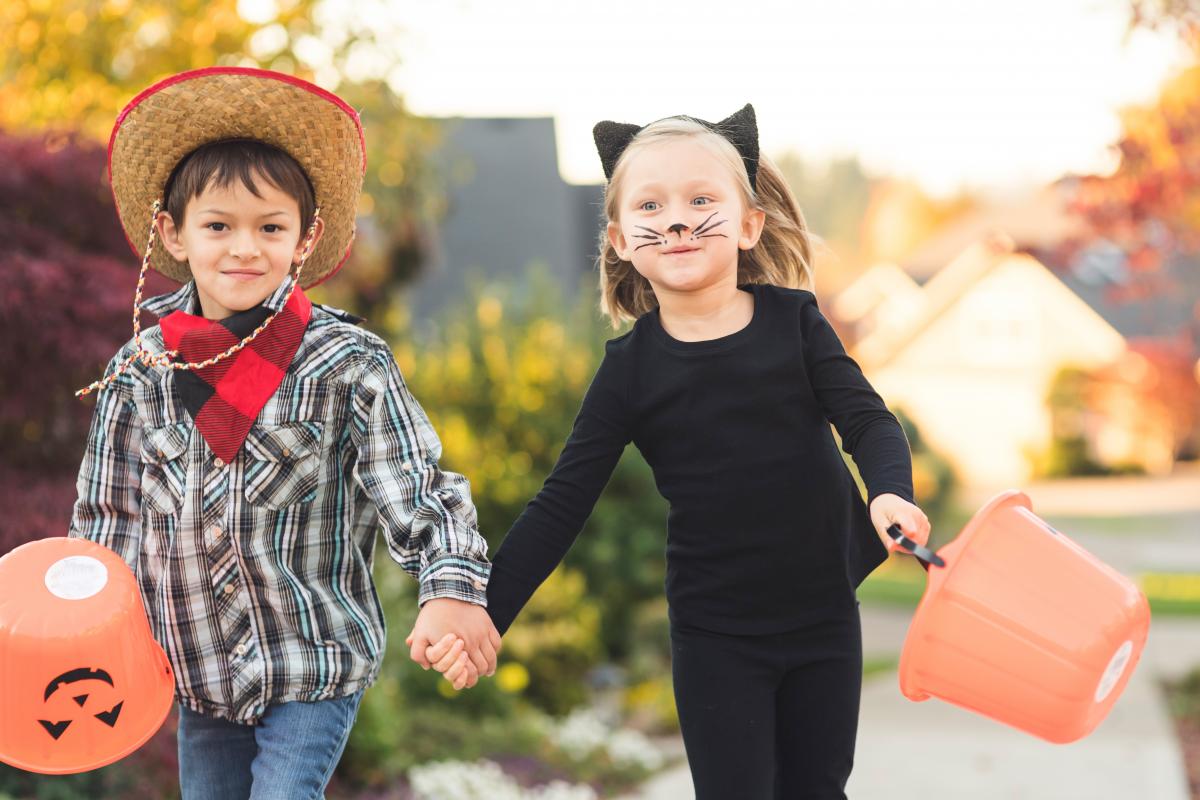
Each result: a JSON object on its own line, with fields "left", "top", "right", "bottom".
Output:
{"left": 293, "top": 215, "right": 326, "bottom": 266}
{"left": 155, "top": 211, "right": 188, "bottom": 262}
{"left": 607, "top": 220, "right": 629, "bottom": 261}
{"left": 739, "top": 207, "right": 767, "bottom": 251}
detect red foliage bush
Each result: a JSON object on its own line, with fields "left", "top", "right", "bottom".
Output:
{"left": 0, "top": 129, "right": 177, "bottom": 554}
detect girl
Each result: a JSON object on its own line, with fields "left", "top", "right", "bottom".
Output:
{"left": 421, "top": 104, "right": 930, "bottom": 798}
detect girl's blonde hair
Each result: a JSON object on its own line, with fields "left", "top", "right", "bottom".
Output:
{"left": 598, "top": 116, "right": 815, "bottom": 327}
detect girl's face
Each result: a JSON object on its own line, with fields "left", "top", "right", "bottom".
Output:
{"left": 156, "top": 173, "right": 324, "bottom": 320}
{"left": 608, "top": 136, "right": 765, "bottom": 297}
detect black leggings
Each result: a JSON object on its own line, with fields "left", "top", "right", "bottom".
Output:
{"left": 669, "top": 603, "right": 863, "bottom": 800}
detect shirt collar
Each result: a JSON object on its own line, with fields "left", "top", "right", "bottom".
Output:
{"left": 139, "top": 275, "right": 296, "bottom": 318}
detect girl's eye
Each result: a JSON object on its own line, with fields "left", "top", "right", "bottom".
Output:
{"left": 263, "top": 224, "right": 282, "bottom": 233}
{"left": 639, "top": 201, "right": 660, "bottom": 212}
{"left": 692, "top": 196, "right": 711, "bottom": 206}
{"left": 206, "top": 222, "right": 227, "bottom": 232}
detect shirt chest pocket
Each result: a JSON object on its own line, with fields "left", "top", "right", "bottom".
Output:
{"left": 140, "top": 422, "right": 191, "bottom": 515}
{"left": 242, "top": 421, "right": 325, "bottom": 509}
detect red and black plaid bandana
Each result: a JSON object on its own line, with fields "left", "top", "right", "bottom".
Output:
{"left": 159, "top": 286, "right": 312, "bottom": 463}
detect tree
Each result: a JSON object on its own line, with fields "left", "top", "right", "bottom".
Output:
{"left": 0, "top": 0, "right": 445, "bottom": 319}
{"left": 1059, "top": 1, "right": 1200, "bottom": 282}
{"left": 0, "top": 129, "right": 176, "bottom": 552}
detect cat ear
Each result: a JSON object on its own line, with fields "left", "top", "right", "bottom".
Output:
{"left": 593, "top": 120, "right": 643, "bottom": 181}
{"left": 715, "top": 104, "right": 760, "bottom": 190}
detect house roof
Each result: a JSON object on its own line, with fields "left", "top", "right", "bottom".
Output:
{"left": 853, "top": 232, "right": 1018, "bottom": 369}
{"left": 1033, "top": 244, "right": 1200, "bottom": 358}
{"left": 830, "top": 262, "right": 921, "bottom": 324}
{"left": 849, "top": 175, "right": 1200, "bottom": 366}
{"left": 900, "top": 179, "right": 1089, "bottom": 281}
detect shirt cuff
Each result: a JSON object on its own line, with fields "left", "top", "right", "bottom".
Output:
{"left": 866, "top": 485, "right": 915, "bottom": 507}
{"left": 418, "top": 553, "right": 491, "bottom": 607}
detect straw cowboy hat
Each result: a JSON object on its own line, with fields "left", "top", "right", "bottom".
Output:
{"left": 107, "top": 66, "right": 365, "bottom": 289}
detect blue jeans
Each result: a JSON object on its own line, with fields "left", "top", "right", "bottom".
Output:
{"left": 176, "top": 690, "right": 364, "bottom": 800}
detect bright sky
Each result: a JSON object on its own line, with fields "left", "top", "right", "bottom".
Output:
{"left": 295, "top": 0, "right": 1190, "bottom": 198}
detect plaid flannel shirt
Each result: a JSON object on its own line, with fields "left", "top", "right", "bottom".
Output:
{"left": 68, "top": 278, "right": 491, "bottom": 723}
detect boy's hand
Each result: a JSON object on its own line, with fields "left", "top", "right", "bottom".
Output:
{"left": 869, "top": 493, "right": 930, "bottom": 553}
{"left": 405, "top": 597, "right": 501, "bottom": 687}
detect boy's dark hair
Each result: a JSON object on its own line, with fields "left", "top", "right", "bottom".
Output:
{"left": 162, "top": 138, "right": 316, "bottom": 232}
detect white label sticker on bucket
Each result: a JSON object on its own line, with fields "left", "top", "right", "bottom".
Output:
{"left": 1094, "top": 640, "right": 1134, "bottom": 703}
{"left": 44, "top": 556, "right": 108, "bottom": 600}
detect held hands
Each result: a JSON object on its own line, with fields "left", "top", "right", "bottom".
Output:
{"left": 869, "top": 492, "right": 931, "bottom": 554}
{"left": 405, "top": 597, "right": 502, "bottom": 691}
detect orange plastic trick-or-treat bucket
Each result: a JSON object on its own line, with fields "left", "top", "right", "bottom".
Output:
{"left": 891, "top": 490, "right": 1151, "bottom": 744}
{"left": 0, "top": 537, "right": 174, "bottom": 774}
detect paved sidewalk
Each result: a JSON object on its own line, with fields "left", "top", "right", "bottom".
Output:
{"left": 961, "top": 462, "right": 1200, "bottom": 517}
{"left": 624, "top": 607, "right": 1197, "bottom": 800}
{"left": 624, "top": 476, "right": 1200, "bottom": 799}
{"left": 847, "top": 608, "right": 1192, "bottom": 799}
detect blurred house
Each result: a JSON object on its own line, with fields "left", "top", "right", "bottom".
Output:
{"left": 835, "top": 180, "right": 1200, "bottom": 488}
{"left": 406, "top": 117, "right": 603, "bottom": 319}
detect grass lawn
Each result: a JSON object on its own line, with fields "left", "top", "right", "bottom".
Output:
{"left": 1163, "top": 668, "right": 1200, "bottom": 798}
{"left": 857, "top": 556, "right": 1200, "bottom": 617}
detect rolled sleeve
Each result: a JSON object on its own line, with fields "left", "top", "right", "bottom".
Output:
{"left": 350, "top": 338, "right": 491, "bottom": 606}
{"left": 67, "top": 346, "right": 144, "bottom": 570}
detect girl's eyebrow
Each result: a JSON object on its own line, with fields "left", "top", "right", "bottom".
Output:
{"left": 627, "top": 178, "right": 723, "bottom": 195}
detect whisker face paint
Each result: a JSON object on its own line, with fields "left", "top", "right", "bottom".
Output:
{"left": 634, "top": 224, "right": 668, "bottom": 251}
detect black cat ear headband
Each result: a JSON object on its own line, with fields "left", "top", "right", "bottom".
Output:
{"left": 592, "top": 103, "right": 760, "bottom": 191}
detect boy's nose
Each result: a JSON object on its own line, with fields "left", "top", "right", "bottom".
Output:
{"left": 230, "top": 238, "right": 260, "bottom": 259}
{"left": 667, "top": 223, "right": 688, "bottom": 236}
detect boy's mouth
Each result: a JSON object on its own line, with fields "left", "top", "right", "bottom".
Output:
{"left": 222, "top": 269, "right": 266, "bottom": 281}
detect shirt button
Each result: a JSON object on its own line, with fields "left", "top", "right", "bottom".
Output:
{"left": 401, "top": 461, "right": 413, "bottom": 472}
{"left": 224, "top": 584, "right": 235, "bottom": 595}
{"left": 214, "top": 457, "right": 225, "bottom": 468}
{"left": 472, "top": 579, "right": 484, "bottom": 590}
{"left": 235, "top": 644, "right": 246, "bottom": 656}
{"left": 156, "top": 448, "right": 165, "bottom": 458}
{"left": 211, "top": 525, "right": 223, "bottom": 539}
{"left": 281, "top": 447, "right": 291, "bottom": 457}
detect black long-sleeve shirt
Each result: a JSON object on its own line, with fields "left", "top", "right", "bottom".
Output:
{"left": 485, "top": 283, "right": 914, "bottom": 635}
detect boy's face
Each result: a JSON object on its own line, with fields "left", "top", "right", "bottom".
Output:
{"left": 607, "top": 136, "right": 765, "bottom": 298}
{"left": 156, "top": 171, "right": 324, "bottom": 320}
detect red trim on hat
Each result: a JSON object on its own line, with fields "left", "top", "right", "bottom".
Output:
{"left": 107, "top": 67, "right": 366, "bottom": 283}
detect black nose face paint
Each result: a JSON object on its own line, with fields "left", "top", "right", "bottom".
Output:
{"left": 667, "top": 223, "right": 688, "bottom": 236}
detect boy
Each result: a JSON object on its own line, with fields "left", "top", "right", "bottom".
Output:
{"left": 69, "top": 67, "right": 499, "bottom": 799}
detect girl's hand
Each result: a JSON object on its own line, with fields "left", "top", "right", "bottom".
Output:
{"left": 425, "top": 635, "right": 480, "bottom": 691}
{"left": 405, "top": 597, "right": 501, "bottom": 681}
{"left": 868, "top": 493, "right": 930, "bottom": 553}
{"left": 406, "top": 633, "right": 478, "bottom": 690}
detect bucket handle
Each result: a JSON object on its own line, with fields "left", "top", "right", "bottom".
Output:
{"left": 886, "top": 523, "right": 945, "bottom": 570}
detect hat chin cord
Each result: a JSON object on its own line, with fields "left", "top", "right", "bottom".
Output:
{"left": 76, "top": 200, "right": 323, "bottom": 397}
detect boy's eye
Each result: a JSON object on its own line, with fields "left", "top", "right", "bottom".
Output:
{"left": 639, "top": 201, "right": 660, "bottom": 212}
{"left": 263, "top": 224, "right": 282, "bottom": 233}
{"left": 205, "top": 222, "right": 227, "bottom": 232}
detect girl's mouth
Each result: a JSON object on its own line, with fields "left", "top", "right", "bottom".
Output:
{"left": 663, "top": 247, "right": 699, "bottom": 255}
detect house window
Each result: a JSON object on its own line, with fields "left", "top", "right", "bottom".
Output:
{"left": 957, "top": 292, "right": 1039, "bottom": 366}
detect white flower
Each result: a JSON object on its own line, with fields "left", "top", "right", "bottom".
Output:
{"left": 547, "top": 709, "right": 664, "bottom": 772}
{"left": 530, "top": 782, "right": 599, "bottom": 800}
{"left": 606, "top": 729, "right": 664, "bottom": 771}
{"left": 550, "top": 709, "right": 610, "bottom": 760}
{"left": 409, "top": 759, "right": 597, "bottom": 800}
